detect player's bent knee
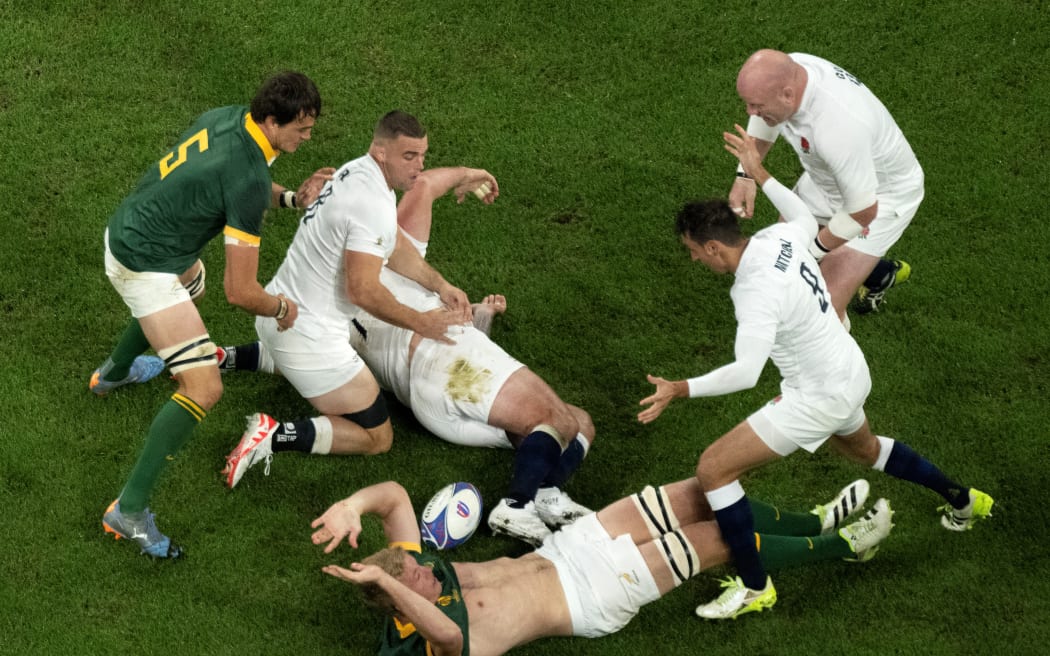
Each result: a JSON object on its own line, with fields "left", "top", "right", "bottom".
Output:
{"left": 342, "top": 392, "right": 392, "bottom": 455}
{"left": 160, "top": 336, "right": 222, "bottom": 408}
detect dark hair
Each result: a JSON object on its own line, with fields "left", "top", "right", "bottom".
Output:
{"left": 675, "top": 199, "right": 745, "bottom": 246}
{"left": 249, "top": 71, "right": 322, "bottom": 125}
{"left": 373, "top": 110, "right": 426, "bottom": 141}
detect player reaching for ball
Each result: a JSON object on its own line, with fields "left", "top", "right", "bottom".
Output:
{"left": 310, "top": 478, "right": 892, "bottom": 656}
{"left": 220, "top": 163, "right": 594, "bottom": 547}
{"left": 637, "top": 125, "right": 993, "bottom": 620}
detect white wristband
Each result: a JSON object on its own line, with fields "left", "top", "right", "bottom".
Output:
{"left": 280, "top": 190, "right": 298, "bottom": 209}
{"left": 808, "top": 236, "right": 830, "bottom": 262}
{"left": 827, "top": 210, "right": 864, "bottom": 241}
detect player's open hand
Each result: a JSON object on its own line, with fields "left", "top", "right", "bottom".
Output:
{"left": 297, "top": 167, "right": 337, "bottom": 208}
{"left": 637, "top": 374, "right": 686, "bottom": 424}
{"left": 438, "top": 284, "right": 473, "bottom": 324}
{"left": 311, "top": 500, "right": 363, "bottom": 553}
{"left": 417, "top": 308, "right": 467, "bottom": 345}
{"left": 322, "top": 562, "right": 390, "bottom": 587}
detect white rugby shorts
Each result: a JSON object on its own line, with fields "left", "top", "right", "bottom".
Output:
{"left": 104, "top": 230, "right": 191, "bottom": 318}
{"left": 408, "top": 326, "right": 524, "bottom": 449}
{"left": 793, "top": 172, "right": 925, "bottom": 257}
{"left": 537, "top": 513, "right": 661, "bottom": 637}
{"left": 747, "top": 359, "right": 872, "bottom": 456}
{"left": 256, "top": 315, "right": 367, "bottom": 399}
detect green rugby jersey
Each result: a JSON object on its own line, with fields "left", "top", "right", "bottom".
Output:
{"left": 107, "top": 105, "right": 277, "bottom": 274}
{"left": 378, "top": 549, "right": 470, "bottom": 656}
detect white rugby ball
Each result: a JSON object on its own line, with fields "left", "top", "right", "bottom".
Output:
{"left": 420, "top": 482, "right": 483, "bottom": 550}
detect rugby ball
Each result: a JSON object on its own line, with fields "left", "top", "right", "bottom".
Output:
{"left": 420, "top": 482, "right": 483, "bottom": 550}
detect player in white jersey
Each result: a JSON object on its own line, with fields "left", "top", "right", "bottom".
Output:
{"left": 637, "top": 125, "right": 993, "bottom": 621}
{"left": 220, "top": 111, "right": 475, "bottom": 487}
{"left": 729, "top": 49, "right": 920, "bottom": 317}
{"left": 350, "top": 166, "right": 596, "bottom": 546}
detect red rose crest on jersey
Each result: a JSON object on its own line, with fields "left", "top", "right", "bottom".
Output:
{"left": 800, "top": 137, "right": 811, "bottom": 154}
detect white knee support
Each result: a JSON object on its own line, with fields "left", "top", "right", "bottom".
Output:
{"left": 632, "top": 485, "right": 681, "bottom": 539}
{"left": 656, "top": 529, "right": 701, "bottom": 587}
{"left": 159, "top": 335, "right": 217, "bottom": 374}
{"left": 184, "top": 263, "right": 206, "bottom": 301}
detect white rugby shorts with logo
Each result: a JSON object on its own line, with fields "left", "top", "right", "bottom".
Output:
{"left": 537, "top": 513, "right": 661, "bottom": 637}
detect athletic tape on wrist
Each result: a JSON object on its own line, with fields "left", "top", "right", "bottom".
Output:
{"left": 828, "top": 210, "right": 864, "bottom": 241}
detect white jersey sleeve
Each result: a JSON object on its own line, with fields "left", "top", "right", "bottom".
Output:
{"left": 761, "top": 177, "right": 819, "bottom": 242}
{"left": 731, "top": 222, "right": 864, "bottom": 395}
{"left": 686, "top": 333, "right": 771, "bottom": 398}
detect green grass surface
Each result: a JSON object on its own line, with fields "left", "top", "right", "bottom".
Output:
{"left": 3, "top": 1, "right": 1048, "bottom": 654}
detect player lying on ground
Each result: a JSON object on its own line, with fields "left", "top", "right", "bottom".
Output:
{"left": 311, "top": 478, "right": 892, "bottom": 656}
{"left": 222, "top": 167, "right": 595, "bottom": 547}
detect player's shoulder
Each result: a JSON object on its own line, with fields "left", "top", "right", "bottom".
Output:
{"left": 334, "top": 154, "right": 384, "bottom": 187}
{"left": 192, "top": 105, "right": 248, "bottom": 135}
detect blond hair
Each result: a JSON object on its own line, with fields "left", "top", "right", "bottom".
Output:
{"left": 359, "top": 546, "right": 408, "bottom": 613}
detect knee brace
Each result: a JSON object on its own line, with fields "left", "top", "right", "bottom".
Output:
{"left": 183, "top": 263, "right": 206, "bottom": 301}
{"left": 632, "top": 485, "right": 681, "bottom": 539}
{"left": 656, "top": 529, "right": 701, "bottom": 587}
{"left": 342, "top": 392, "right": 390, "bottom": 429}
{"left": 159, "top": 335, "right": 217, "bottom": 374}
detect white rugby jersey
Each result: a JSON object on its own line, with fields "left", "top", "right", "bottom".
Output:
{"left": 267, "top": 154, "right": 397, "bottom": 339}
{"left": 688, "top": 178, "right": 866, "bottom": 399}
{"left": 732, "top": 221, "right": 863, "bottom": 396}
{"left": 757, "top": 53, "right": 923, "bottom": 214}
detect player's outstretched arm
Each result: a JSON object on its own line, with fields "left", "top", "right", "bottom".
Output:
{"left": 398, "top": 167, "right": 498, "bottom": 245}
{"left": 311, "top": 481, "right": 419, "bottom": 553}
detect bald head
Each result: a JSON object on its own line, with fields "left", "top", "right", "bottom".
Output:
{"left": 736, "top": 49, "right": 806, "bottom": 126}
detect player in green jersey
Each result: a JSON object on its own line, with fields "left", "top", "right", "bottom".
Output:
{"left": 94, "top": 70, "right": 334, "bottom": 559}
{"left": 311, "top": 479, "right": 892, "bottom": 655}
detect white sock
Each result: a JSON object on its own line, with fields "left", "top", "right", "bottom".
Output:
{"left": 310, "top": 416, "right": 333, "bottom": 454}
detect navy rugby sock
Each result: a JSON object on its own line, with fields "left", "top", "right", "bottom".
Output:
{"left": 217, "top": 342, "right": 261, "bottom": 372}
{"left": 712, "top": 497, "right": 767, "bottom": 590}
{"left": 882, "top": 440, "right": 968, "bottom": 508}
{"left": 540, "top": 437, "right": 586, "bottom": 489}
{"left": 271, "top": 419, "right": 317, "bottom": 453}
{"left": 506, "top": 429, "right": 562, "bottom": 507}
{"left": 863, "top": 259, "right": 897, "bottom": 293}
